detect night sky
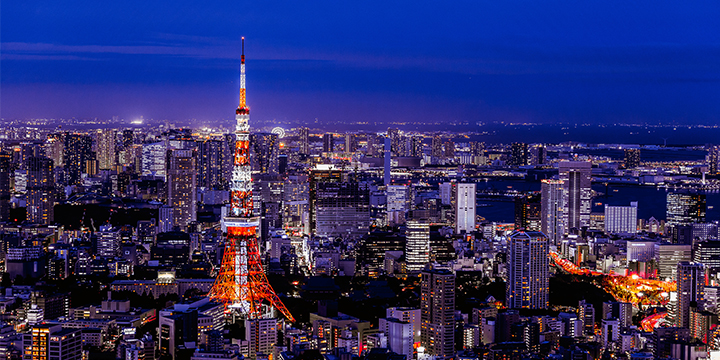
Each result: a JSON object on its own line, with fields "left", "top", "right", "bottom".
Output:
{"left": 2, "top": 1, "right": 720, "bottom": 126}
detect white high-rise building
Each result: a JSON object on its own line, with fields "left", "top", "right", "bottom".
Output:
{"left": 379, "top": 317, "right": 413, "bottom": 358}
{"left": 558, "top": 161, "right": 592, "bottom": 232}
{"left": 406, "top": 220, "right": 430, "bottom": 272}
{"left": 386, "top": 307, "right": 421, "bottom": 340}
{"left": 604, "top": 202, "right": 638, "bottom": 234}
{"left": 541, "top": 179, "right": 564, "bottom": 244}
{"left": 506, "top": 231, "right": 549, "bottom": 309}
{"left": 245, "top": 318, "right": 277, "bottom": 358}
{"left": 455, "top": 183, "right": 476, "bottom": 233}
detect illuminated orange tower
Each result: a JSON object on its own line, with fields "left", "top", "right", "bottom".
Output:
{"left": 209, "top": 38, "right": 294, "bottom": 322}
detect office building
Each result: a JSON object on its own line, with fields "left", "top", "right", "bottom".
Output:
{"left": 245, "top": 318, "right": 277, "bottom": 358}
{"left": 455, "top": 183, "right": 476, "bottom": 234}
{"left": 142, "top": 142, "right": 167, "bottom": 178}
{"left": 314, "top": 181, "right": 370, "bottom": 240}
{"left": 95, "top": 129, "right": 116, "bottom": 170}
{"left": 167, "top": 149, "right": 197, "bottom": 230}
{"left": 406, "top": 220, "right": 431, "bottom": 272}
{"left": 96, "top": 225, "right": 121, "bottom": 258}
{"left": 420, "top": 268, "right": 455, "bottom": 359}
{"left": 379, "top": 317, "right": 413, "bottom": 358}
{"left": 26, "top": 157, "right": 55, "bottom": 225}
{"left": 676, "top": 262, "right": 705, "bottom": 328}
{"left": 624, "top": 149, "right": 641, "bottom": 168}
{"left": 694, "top": 240, "right": 720, "bottom": 270}
{"left": 386, "top": 185, "right": 410, "bottom": 214}
{"left": 602, "top": 301, "right": 632, "bottom": 328}
{"left": 250, "top": 132, "right": 279, "bottom": 175}
{"left": 666, "top": 191, "right": 706, "bottom": 226}
{"left": 541, "top": 179, "right": 564, "bottom": 244}
{"left": 22, "top": 324, "right": 82, "bottom": 360}
{"left": 656, "top": 244, "right": 692, "bottom": 282}
{"left": 506, "top": 231, "right": 549, "bottom": 309}
{"left": 604, "top": 202, "right": 638, "bottom": 234}
{"left": 559, "top": 161, "right": 592, "bottom": 232}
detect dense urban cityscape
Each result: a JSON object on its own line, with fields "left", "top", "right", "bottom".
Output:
{"left": 4, "top": 2, "right": 720, "bottom": 360}
{"left": 0, "top": 40, "right": 720, "bottom": 360}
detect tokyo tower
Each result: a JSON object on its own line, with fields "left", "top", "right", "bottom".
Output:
{"left": 209, "top": 38, "right": 295, "bottom": 322}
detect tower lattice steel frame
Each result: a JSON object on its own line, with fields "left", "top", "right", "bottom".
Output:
{"left": 209, "top": 38, "right": 295, "bottom": 322}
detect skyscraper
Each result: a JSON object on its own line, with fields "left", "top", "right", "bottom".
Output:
{"left": 510, "top": 142, "right": 528, "bottom": 166}
{"left": 676, "top": 261, "right": 705, "bottom": 328}
{"left": 514, "top": 194, "right": 541, "bottom": 231}
{"left": 344, "top": 133, "right": 356, "bottom": 153}
{"left": 666, "top": 191, "right": 706, "bottom": 226}
{"left": 196, "top": 139, "right": 226, "bottom": 190}
{"left": 624, "top": 148, "right": 641, "bottom": 168}
{"left": 250, "top": 132, "right": 279, "bottom": 175}
{"left": 26, "top": 157, "right": 55, "bottom": 225}
{"left": 506, "top": 230, "right": 549, "bottom": 309}
{"left": 63, "top": 133, "right": 93, "bottom": 185}
{"left": 95, "top": 129, "right": 116, "bottom": 170}
{"left": 406, "top": 220, "right": 430, "bottom": 272}
{"left": 0, "top": 151, "right": 10, "bottom": 222}
{"left": 443, "top": 139, "right": 455, "bottom": 160}
{"left": 431, "top": 135, "right": 443, "bottom": 164}
{"left": 558, "top": 161, "right": 592, "bottom": 233}
{"left": 166, "top": 149, "right": 197, "bottom": 230}
{"left": 541, "top": 179, "right": 564, "bottom": 244}
{"left": 708, "top": 146, "right": 719, "bottom": 174}
{"left": 322, "top": 133, "right": 334, "bottom": 153}
{"left": 528, "top": 144, "right": 546, "bottom": 166}
{"left": 298, "top": 127, "right": 310, "bottom": 155}
{"left": 420, "top": 267, "right": 455, "bottom": 359}
{"left": 455, "top": 183, "right": 476, "bottom": 234}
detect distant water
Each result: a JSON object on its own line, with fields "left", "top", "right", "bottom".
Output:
{"left": 475, "top": 179, "right": 720, "bottom": 224}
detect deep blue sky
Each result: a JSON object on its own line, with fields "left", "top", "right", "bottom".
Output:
{"left": 2, "top": 1, "right": 720, "bottom": 126}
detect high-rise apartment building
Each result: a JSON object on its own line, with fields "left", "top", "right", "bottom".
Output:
{"left": 431, "top": 135, "right": 443, "bottom": 164}
{"left": 167, "top": 149, "right": 197, "bottom": 230}
{"left": 63, "top": 133, "right": 93, "bottom": 185}
{"left": 344, "top": 133, "right": 356, "bottom": 153}
{"left": 196, "top": 139, "right": 226, "bottom": 190}
{"left": 406, "top": 220, "right": 430, "bottom": 272}
{"left": 506, "top": 231, "right": 549, "bottom": 309}
{"left": 95, "top": 129, "right": 116, "bottom": 170}
{"left": 676, "top": 261, "right": 705, "bottom": 328}
{"left": 455, "top": 183, "right": 476, "bottom": 234}
{"left": 26, "top": 157, "right": 55, "bottom": 225}
{"left": 601, "top": 301, "right": 632, "bottom": 328}
{"left": 541, "top": 179, "right": 564, "bottom": 244}
{"left": 420, "top": 268, "right": 455, "bottom": 359}
{"left": 558, "top": 161, "right": 592, "bottom": 233}
{"left": 667, "top": 191, "right": 706, "bottom": 226}
{"left": 298, "top": 127, "right": 310, "bottom": 155}
{"left": 604, "top": 202, "right": 638, "bottom": 234}
{"left": 245, "top": 318, "right": 277, "bottom": 358}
